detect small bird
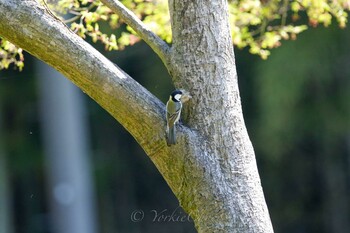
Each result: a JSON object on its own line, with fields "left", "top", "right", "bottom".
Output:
{"left": 166, "top": 89, "right": 191, "bottom": 145}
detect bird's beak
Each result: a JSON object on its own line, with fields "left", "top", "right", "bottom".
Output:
{"left": 180, "top": 89, "right": 192, "bottom": 103}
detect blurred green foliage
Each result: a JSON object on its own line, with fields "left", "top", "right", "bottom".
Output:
{"left": 0, "top": 39, "right": 24, "bottom": 71}
{"left": 237, "top": 25, "right": 350, "bottom": 232}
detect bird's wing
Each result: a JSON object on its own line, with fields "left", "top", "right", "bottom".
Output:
{"left": 167, "top": 108, "right": 181, "bottom": 127}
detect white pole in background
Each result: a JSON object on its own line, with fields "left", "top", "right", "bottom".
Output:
{"left": 36, "top": 60, "right": 98, "bottom": 233}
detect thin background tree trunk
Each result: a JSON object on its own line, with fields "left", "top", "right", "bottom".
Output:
{"left": 37, "top": 60, "right": 98, "bottom": 233}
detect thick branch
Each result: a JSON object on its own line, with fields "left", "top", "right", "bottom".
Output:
{"left": 0, "top": 0, "right": 166, "bottom": 154}
{"left": 100, "top": 0, "right": 171, "bottom": 69}
{"left": 0, "top": 2, "right": 200, "bottom": 204}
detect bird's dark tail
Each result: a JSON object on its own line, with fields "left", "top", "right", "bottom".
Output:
{"left": 166, "top": 126, "right": 176, "bottom": 146}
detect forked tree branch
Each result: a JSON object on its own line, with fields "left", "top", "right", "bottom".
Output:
{"left": 100, "top": 0, "right": 171, "bottom": 69}
{"left": 0, "top": 0, "right": 198, "bottom": 196}
{"left": 0, "top": 1, "right": 200, "bottom": 223}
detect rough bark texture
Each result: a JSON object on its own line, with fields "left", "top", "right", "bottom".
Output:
{"left": 0, "top": 0, "right": 274, "bottom": 232}
{"left": 167, "top": 0, "right": 274, "bottom": 232}
{"left": 0, "top": 0, "right": 166, "bottom": 153}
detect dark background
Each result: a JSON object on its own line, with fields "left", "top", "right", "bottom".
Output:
{"left": 0, "top": 24, "right": 349, "bottom": 233}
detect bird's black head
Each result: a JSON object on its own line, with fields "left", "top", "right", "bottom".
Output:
{"left": 170, "top": 90, "right": 183, "bottom": 102}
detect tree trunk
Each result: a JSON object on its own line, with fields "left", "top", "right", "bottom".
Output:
{"left": 164, "top": 0, "right": 274, "bottom": 232}
{"left": 0, "top": 0, "right": 273, "bottom": 232}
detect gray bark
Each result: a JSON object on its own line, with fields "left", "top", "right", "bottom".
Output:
{"left": 0, "top": 0, "right": 273, "bottom": 232}
{"left": 166, "top": 1, "right": 273, "bottom": 232}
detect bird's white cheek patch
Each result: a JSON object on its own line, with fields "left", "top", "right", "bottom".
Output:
{"left": 174, "top": 94, "right": 182, "bottom": 101}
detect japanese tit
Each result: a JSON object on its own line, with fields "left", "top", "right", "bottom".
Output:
{"left": 166, "top": 89, "right": 191, "bottom": 146}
